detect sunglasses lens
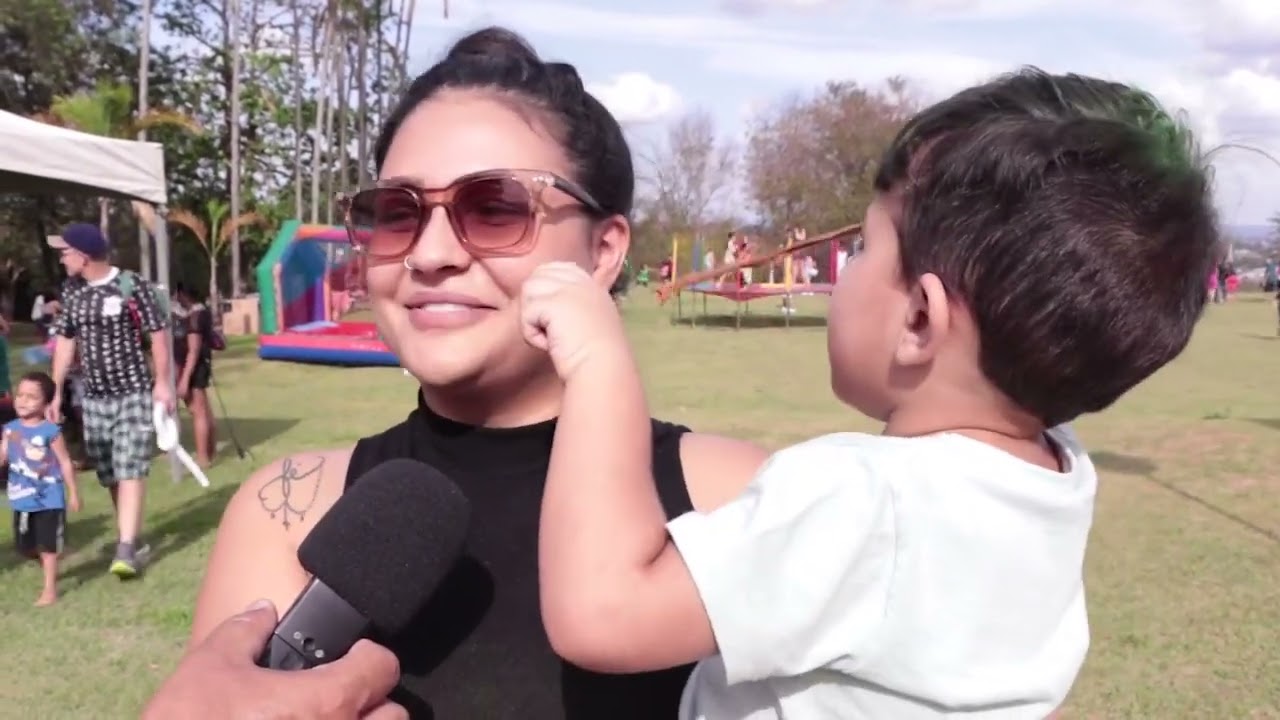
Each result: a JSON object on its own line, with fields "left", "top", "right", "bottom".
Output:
{"left": 347, "top": 187, "right": 420, "bottom": 257}
{"left": 454, "top": 177, "right": 533, "bottom": 250}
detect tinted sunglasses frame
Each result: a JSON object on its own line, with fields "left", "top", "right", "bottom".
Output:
{"left": 337, "top": 169, "right": 607, "bottom": 260}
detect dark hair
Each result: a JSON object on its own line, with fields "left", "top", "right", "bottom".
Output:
{"left": 373, "top": 27, "right": 634, "bottom": 219}
{"left": 875, "top": 67, "right": 1218, "bottom": 427}
{"left": 19, "top": 371, "right": 55, "bottom": 404}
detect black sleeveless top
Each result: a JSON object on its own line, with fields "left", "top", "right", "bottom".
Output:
{"left": 345, "top": 394, "right": 697, "bottom": 719}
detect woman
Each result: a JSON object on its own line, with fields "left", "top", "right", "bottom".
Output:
{"left": 172, "top": 284, "right": 217, "bottom": 467}
{"left": 189, "top": 27, "right": 767, "bottom": 719}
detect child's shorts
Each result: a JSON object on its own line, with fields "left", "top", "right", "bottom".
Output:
{"left": 13, "top": 509, "right": 65, "bottom": 555}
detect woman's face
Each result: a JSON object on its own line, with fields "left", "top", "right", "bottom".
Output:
{"left": 368, "top": 89, "right": 625, "bottom": 395}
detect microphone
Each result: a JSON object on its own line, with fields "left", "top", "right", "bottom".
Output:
{"left": 257, "top": 458, "right": 470, "bottom": 670}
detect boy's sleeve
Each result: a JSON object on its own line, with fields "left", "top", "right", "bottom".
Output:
{"left": 133, "top": 277, "right": 167, "bottom": 333}
{"left": 665, "top": 437, "right": 897, "bottom": 685}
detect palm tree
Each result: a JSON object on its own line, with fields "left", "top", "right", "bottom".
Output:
{"left": 38, "top": 81, "right": 201, "bottom": 239}
{"left": 138, "top": 0, "right": 155, "bottom": 279}
{"left": 168, "top": 201, "right": 265, "bottom": 309}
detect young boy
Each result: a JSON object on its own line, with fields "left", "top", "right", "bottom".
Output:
{"left": 521, "top": 68, "right": 1218, "bottom": 718}
{"left": 3, "top": 371, "right": 81, "bottom": 606}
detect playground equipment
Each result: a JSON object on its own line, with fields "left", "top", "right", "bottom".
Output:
{"left": 661, "top": 223, "right": 862, "bottom": 329}
{"left": 254, "top": 221, "right": 398, "bottom": 366}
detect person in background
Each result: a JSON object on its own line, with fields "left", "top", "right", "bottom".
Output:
{"left": 172, "top": 284, "right": 217, "bottom": 468}
{"left": 2, "top": 371, "right": 81, "bottom": 606}
{"left": 1214, "top": 258, "right": 1232, "bottom": 303}
{"left": 0, "top": 313, "right": 10, "bottom": 401}
{"left": 1263, "top": 257, "right": 1277, "bottom": 293}
{"left": 40, "top": 293, "right": 90, "bottom": 471}
{"left": 47, "top": 223, "right": 174, "bottom": 579}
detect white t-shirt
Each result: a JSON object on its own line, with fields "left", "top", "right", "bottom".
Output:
{"left": 667, "top": 427, "right": 1096, "bottom": 719}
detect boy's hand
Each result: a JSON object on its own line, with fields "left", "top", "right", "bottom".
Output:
{"left": 520, "top": 262, "right": 626, "bottom": 380}
{"left": 68, "top": 492, "right": 81, "bottom": 513}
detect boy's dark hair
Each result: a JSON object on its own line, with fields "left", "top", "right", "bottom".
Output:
{"left": 875, "top": 67, "right": 1218, "bottom": 427}
{"left": 19, "top": 372, "right": 56, "bottom": 404}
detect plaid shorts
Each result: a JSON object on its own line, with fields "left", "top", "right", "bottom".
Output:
{"left": 82, "top": 391, "right": 155, "bottom": 486}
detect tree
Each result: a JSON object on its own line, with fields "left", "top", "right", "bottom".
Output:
{"left": 168, "top": 201, "right": 266, "bottom": 308}
{"left": 137, "top": 0, "right": 155, "bottom": 279}
{"left": 637, "top": 109, "right": 737, "bottom": 259}
{"left": 39, "top": 80, "right": 201, "bottom": 236}
{"left": 744, "top": 79, "right": 917, "bottom": 234}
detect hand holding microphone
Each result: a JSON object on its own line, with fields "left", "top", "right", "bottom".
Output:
{"left": 142, "top": 599, "right": 405, "bottom": 720}
{"left": 145, "top": 459, "right": 470, "bottom": 718}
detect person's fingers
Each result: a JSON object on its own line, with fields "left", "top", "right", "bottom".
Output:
{"left": 318, "top": 639, "right": 402, "bottom": 713}
{"left": 361, "top": 700, "right": 410, "bottom": 720}
{"left": 519, "top": 299, "right": 551, "bottom": 352}
{"left": 204, "top": 599, "right": 278, "bottom": 663}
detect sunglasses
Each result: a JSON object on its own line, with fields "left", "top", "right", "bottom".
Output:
{"left": 338, "top": 169, "right": 606, "bottom": 260}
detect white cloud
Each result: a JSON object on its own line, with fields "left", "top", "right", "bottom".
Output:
{"left": 588, "top": 72, "right": 683, "bottom": 125}
{"left": 413, "top": 2, "right": 821, "bottom": 51}
{"left": 408, "top": 0, "right": 1280, "bottom": 222}
{"left": 719, "top": 0, "right": 847, "bottom": 13}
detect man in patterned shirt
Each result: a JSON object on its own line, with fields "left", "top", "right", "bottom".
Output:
{"left": 47, "top": 223, "right": 175, "bottom": 578}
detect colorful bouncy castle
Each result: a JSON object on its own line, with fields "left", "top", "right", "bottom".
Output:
{"left": 254, "top": 221, "right": 398, "bottom": 366}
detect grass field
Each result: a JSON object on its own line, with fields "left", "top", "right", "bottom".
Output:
{"left": 1, "top": 290, "right": 1278, "bottom": 719}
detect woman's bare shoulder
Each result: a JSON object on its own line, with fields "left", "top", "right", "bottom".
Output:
{"left": 240, "top": 448, "right": 354, "bottom": 543}
{"left": 678, "top": 432, "right": 771, "bottom": 512}
{"left": 188, "top": 447, "right": 353, "bottom": 646}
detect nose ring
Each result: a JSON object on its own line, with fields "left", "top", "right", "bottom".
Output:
{"left": 403, "top": 256, "right": 414, "bottom": 271}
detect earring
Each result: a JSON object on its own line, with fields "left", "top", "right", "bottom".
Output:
{"left": 403, "top": 256, "right": 414, "bottom": 271}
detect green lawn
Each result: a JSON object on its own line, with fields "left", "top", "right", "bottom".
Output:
{"left": 1, "top": 291, "right": 1278, "bottom": 719}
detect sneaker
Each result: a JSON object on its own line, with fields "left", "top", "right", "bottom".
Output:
{"left": 109, "top": 541, "right": 151, "bottom": 580}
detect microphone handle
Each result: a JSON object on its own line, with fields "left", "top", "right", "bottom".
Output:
{"left": 255, "top": 577, "right": 372, "bottom": 670}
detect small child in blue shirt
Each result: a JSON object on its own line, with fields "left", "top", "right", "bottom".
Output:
{"left": 2, "top": 371, "right": 80, "bottom": 606}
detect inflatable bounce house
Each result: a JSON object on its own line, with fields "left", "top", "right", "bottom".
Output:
{"left": 255, "top": 221, "right": 398, "bottom": 366}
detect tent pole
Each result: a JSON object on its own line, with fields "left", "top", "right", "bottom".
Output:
{"left": 152, "top": 205, "right": 181, "bottom": 484}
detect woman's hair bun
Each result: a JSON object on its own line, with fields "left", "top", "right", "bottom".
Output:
{"left": 445, "top": 27, "right": 541, "bottom": 65}
{"left": 544, "top": 61, "right": 585, "bottom": 94}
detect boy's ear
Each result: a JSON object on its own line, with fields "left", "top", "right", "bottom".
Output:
{"left": 894, "top": 272, "right": 949, "bottom": 367}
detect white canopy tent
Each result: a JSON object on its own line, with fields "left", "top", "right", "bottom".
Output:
{"left": 0, "top": 109, "right": 182, "bottom": 482}
{"left": 0, "top": 110, "right": 169, "bottom": 206}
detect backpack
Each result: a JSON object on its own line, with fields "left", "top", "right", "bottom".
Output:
{"left": 117, "top": 270, "right": 162, "bottom": 350}
{"left": 118, "top": 273, "right": 228, "bottom": 353}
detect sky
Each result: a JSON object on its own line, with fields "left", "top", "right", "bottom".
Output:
{"left": 406, "top": 0, "right": 1280, "bottom": 227}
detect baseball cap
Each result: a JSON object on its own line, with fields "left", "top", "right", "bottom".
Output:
{"left": 47, "top": 223, "right": 109, "bottom": 259}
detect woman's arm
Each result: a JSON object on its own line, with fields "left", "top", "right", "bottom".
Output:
{"left": 189, "top": 448, "right": 352, "bottom": 646}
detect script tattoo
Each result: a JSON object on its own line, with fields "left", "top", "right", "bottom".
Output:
{"left": 258, "top": 455, "right": 325, "bottom": 529}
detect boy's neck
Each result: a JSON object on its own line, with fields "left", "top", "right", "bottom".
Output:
{"left": 882, "top": 388, "right": 1059, "bottom": 471}
{"left": 17, "top": 415, "right": 45, "bottom": 426}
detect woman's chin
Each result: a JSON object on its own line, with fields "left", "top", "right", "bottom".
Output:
{"left": 401, "top": 354, "right": 484, "bottom": 390}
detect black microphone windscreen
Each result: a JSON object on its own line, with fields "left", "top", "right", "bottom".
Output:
{"left": 296, "top": 458, "right": 470, "bottom": 636}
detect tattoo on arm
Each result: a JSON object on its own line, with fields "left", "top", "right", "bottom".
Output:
{"left": 257, "top": 455, "right": 325, "bottom": 529}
